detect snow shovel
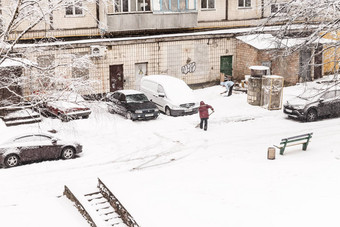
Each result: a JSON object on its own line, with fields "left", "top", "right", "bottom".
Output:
{"left": 195, "top": 111, "right": 215, "bottom": 128}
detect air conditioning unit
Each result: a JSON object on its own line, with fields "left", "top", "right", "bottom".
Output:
{"left": 90, "top": 45, "right": 106, "bottom": 57}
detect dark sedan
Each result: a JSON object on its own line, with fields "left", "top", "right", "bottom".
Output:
{"left": 0, "top": 133, "right": 82, "bottom": 168}
{"left": 284, "top": 87, "right": 340, "bottom": 122}
{"left": 106, "top": 90, "right": 159, "bottom": 120}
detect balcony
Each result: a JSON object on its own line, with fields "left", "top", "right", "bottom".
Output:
{"left": 106, "top": 11, "right": 198, "bottom": 32}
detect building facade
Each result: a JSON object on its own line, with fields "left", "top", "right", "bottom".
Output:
{"left": 2, "top": 0, "right": 324, "bottom": 98}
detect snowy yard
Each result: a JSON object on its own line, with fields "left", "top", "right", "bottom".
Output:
{"left": 1, "top": 82, "right": 340, "bottom": 227}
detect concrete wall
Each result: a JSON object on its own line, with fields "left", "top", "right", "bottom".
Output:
{"left": 227, "top": 0, "right": 262, "bottom": 21}
{"left": 197, "top": 0, "right": 226, "bottom": 21}
{"left": 21, "top": 35, "right": 236, "bottom": 95}
{"left": 52, "top": 1, "right": 98, "bottom": 30}
{"left": 198, "top": 0, "right": 265, "bottom": 22}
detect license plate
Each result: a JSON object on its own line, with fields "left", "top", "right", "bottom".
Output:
{"left": 145, "top": 114, "right": 154, "bottom": 117}
{"left": 185, "top": 109, "right": 192, "bottom": 112}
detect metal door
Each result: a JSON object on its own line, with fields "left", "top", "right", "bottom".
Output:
{"left": 109, "top": 65, "right": 124, "bottom": 92}
{"left": 220, "top": 56, "right": 233, "bottom": 77}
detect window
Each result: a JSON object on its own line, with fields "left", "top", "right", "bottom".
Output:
{"left": 322, "top": 91, "right": 337, "bottom": 100}
{"left": 37, "top": 55, "right": 55, "bottom": 89}
{"left": 14, "top": 135, "right": 51, "bottom": 143}
{"left": 72, "top": 53, "right": 89, "bottom": 80}
{"left": 161, "top": 0, "right": 187, "bottom": 11}
{"left": 157, "top": 85, "right": 165, "bottom": 93}
{"left": 14, "top": 135, "right": 34, "bottom": 143}
{"left": 110, "top": 0, "right": 151, "bottom": 13}
{"left": 238, "top": 0, "right": 251, "bottom": 8}
{"left": 271, "top": 3, "right": 287, "bottom": 14}
{"left": 201, "top": 0, "right": 215, "bottom": 9}
{"left": 66, "top": 0, "right": 83, "bottom": 16}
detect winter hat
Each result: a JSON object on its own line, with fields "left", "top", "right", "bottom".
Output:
{"left": 200, "top": 101, "right": 205, "bottom": 105}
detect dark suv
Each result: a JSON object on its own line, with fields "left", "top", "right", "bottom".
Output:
{"left": 106, "top": 90, "right": 159, "bottom": 120}
{"left": 283, "top": 87, "right": 340, "bottom": 122}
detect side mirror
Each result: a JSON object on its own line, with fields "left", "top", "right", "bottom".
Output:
{"left": 319, "top": 98, "right": 324, "bottom": 103}
{"left": 51, "top": 138, "right": 57, "bottom": 145}
{"left": 158, "top": 92, "right": 165, "bottom": 98}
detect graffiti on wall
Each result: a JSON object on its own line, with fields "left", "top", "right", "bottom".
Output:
{"left": 181, "top": 62, "right": 196, "bottom": 74}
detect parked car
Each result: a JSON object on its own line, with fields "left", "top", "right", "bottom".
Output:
{"left": 0, "top": 133, "right": 82, "bottom": 168}
{"left": 41, "top": 92, "right": 91, "bottom": 122}
{"left": 106, "top": 90, "right": 159, "bottom": 120}
{"left": 140, "top": 75, "right": 199, "bottom": 116}
{"left": 283, "top": 87, "right": 340, "bottom": 122}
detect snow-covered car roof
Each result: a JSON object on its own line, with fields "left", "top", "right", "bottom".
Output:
{"left": 1, "top": 133, "right": 56, "bottom": 145}
{"left": 46, "top": 91, "right": 86, "bottom": 103}
{"left": 142, "top": 75, "right": 183, "bottom": 85}
{"left": 113, "top": 90, "right": 144, "bottom": 95}
{"left": 46, "top": 100, "right": 89, "bottom": 112}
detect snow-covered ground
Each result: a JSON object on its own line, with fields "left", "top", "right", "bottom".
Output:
{"left": 1, "top": 82, "right": 340, "bottom": 227}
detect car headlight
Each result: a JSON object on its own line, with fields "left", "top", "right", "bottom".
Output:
{"left": 292, "top": 104, "right": 305, "bottom": 110}
{"left": 154, "top": 109, "right": 159, "bottom": 112}
{"left": 135, "top": 110, "right": 143, "bottom": 114}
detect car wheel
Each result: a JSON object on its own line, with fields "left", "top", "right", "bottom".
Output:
{"left": 59, "top": 113, "right": 69, "bottom": 122}
{"left": 126, "top": 112, "right": 133, "bottom": 120}
{"left": 61, "top": 147, "right": 75, "bottom": 159}
{"left": 306, "top": 109, "right": 317, "bottom": 122}
{"left": 165, "top": 107, "right": 172, "bottom": 116}
{"left": 5, "top": 154, "right": 19, "bottom": 168}
{"left": 108, "top": 106, "right": 115, "bottom": 114}
{"left": 82, "top": 115, "right": 89, "bottom": 119}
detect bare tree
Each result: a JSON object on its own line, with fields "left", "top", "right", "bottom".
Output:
{"left": 261, "top": 0, "right": 339, "bottom": 81}
{"left": 0, "top": 0, "right": 99, "bottom": 108}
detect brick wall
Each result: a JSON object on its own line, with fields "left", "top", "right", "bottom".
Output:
{"left": 234, "top": 40, "right": 259, "bottom": 81}
{"left": 235, "top": 40, "right": 300, "bottom": 85}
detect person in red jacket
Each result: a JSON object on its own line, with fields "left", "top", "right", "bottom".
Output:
{"left": 198, "top": 101, "right": 214, "bottom": 131}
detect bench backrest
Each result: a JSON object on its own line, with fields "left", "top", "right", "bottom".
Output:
{"left": 280, "top": 133, "right": 313, "bottom": 144}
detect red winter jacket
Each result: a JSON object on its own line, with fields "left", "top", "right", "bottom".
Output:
{"left": 199, "top": 101, "right": 214, "bottom": 119}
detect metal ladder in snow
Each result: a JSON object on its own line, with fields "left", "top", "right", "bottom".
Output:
{"left": 64, "top": 178, "right": 139, "bottom": 227}
{"left": 84, "top": 191, "right": 127, "bottom": 226}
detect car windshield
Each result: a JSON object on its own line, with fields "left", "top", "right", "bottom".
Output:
{"left": 126, "top": 94, "right": 149, "bottom": 103}
{"left": 297, "top": 88, "right": 324, "bottom": 100}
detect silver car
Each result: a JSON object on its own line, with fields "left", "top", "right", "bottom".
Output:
{"left": 0, "top": 133, "right": 82, "bottom": 168}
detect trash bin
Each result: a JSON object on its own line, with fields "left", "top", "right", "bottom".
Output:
{"left": 267, "top": 147, "right": 276, "bottom": 160}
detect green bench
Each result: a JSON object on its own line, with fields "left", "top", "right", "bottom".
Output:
{"left": 274, "top": 133, "right": 313, "bottom": 155}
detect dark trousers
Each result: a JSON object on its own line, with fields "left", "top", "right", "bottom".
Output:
{"left": 228, "top": 85, "right": 234, "bottom": 96}
{"left": 200, "top": 118, "right": 208, "bottom": 130}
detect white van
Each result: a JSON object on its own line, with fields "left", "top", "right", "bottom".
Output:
{"left": 140, "top": 75, "right": 199, "bottom": 116}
